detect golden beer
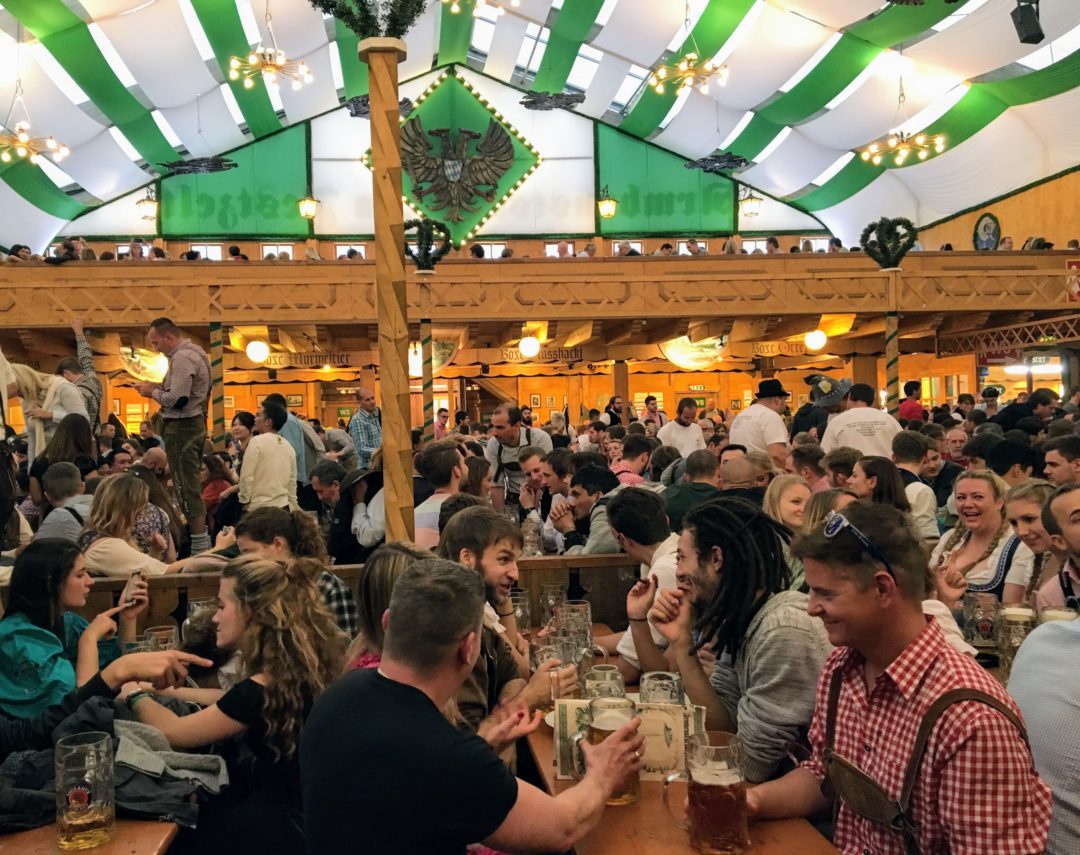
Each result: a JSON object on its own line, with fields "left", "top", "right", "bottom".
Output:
{"left": 58, "top": 804, "right": 116, "bottom": 851}
{"left": 588, "top": 713, "right": 640, "bottom": 806}
{"left": 686, "top": 768, "right": 750, "bottom": 855}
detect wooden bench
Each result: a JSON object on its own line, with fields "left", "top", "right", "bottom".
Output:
{"left": 0, "top": 554, "right": 639, "bottom": 634}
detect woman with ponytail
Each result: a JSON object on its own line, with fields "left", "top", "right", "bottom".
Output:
{"left": 233, "top": 507, "right": 359, "bottom": 637}
{"left": 123, "top": 554, "right": 343, "bottom": 854}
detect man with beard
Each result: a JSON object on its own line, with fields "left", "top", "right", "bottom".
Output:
{"left": 657, "top": 398, "right": 706, "bottom": 458}
{"left": 439, "top": 506, "right": 576, "bottom": 732}
{"left": 647, "top": 497, "right": 831, "bottom": 783}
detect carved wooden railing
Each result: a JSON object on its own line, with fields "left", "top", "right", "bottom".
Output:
{"left": 0, "top": 252, "right": 1075, "bottom": 328}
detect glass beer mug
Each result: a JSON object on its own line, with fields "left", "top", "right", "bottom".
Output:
{"left": 664, "top": 732, "right": 751, "bottom": 855}
{"left": 55, "top": 732, "right": 116, "bottom": 850}
{"left": 640, "top": 671, "right": 685, "bottom": 704}
{"left": 995, "top": 604, "right": 1036, "bottom": 680}
{"left": 570, "top": 697, "right": 640, "bottom": 805}
{"left": 585, "top": 664, "right": 625, "bottom": 699}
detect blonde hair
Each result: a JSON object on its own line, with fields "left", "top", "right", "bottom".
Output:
{"left": 224, "top": 555, "right": 343, "bottom": 760}
{"left": 935, "top": 469, "right": 1010, "bottom": 575}
{"left": 86, "top": 474, "right": 149, "bottom": 539}
{"left": 763, "top": 474, "right": 810, "bottom": 530}
{"left": 1004, "top": 478, "right": 1055, "bottom": 510}
{"left": 347, "top": 541, "right": 430, "bottom": 665}
{"left": 548, "top": 411, "right": 566, "bottom": 434}
{"left": 9, "top": 363, "right": 54, "bottom": 407}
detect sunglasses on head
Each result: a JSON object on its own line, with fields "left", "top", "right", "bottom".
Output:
{"left": 822, "top": 511, "right": 896, "bottom": 580}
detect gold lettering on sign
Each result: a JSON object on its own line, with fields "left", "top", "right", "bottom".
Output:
{"left": 263, "top": 352, "right": 353, "bottom": 368}
{"left": 751, "top": 341, "right": 806, "bottom": 357}
{"left": 499, "top": 347, "right": 584, "bottom": 362}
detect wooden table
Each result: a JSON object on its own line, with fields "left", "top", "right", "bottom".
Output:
{"left": 526, "top": 721, "right": 839, "bottom": 855}
{"left": 0, "top": 819, "right": 177, "bottom": 854}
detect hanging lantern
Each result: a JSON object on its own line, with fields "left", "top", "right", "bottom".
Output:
{"left": 597, "top": 185, "right": 618, "bottom": 220}
{"left": 739, "top": 186, "right": 762, "bottom": 219}
{"left": 136, "top": 186, "right": 158, "bottom": 222}
{"left": 805, "top": 329, "right": 828, "bottom": 351}
{"left": 298, "top": 195, "right": 320, "bottom": 220}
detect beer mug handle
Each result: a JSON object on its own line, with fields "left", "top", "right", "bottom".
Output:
{"left": 585, "top": 644, "right": 609, "bottom": 664}
{"left": 663, "top": 771, "right": 691, "bottom": 830}
{"left": 569, "top": 731, "right": 588, "bottom": 781}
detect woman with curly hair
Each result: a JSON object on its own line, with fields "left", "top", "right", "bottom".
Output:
{"left": 123, "top": 555, "right": 343, "bottom": 854}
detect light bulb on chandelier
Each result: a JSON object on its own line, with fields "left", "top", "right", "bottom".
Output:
{"left": 229, "top": 1, "right": 313, "bottom": 91}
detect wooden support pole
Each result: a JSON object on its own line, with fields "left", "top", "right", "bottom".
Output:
{"left": 851, "top": 356, "right": 877, "bottom": 388}
{"left": 567, "top": 375, "right": 583, "bottom": 427}
{"left": 613, "top": 360, "right": 630, "bottom": 426}
{"left": 420, "top": 283, "right": 434, "bottom": 443}
{"left": 359, "top": 37, "right": 413, "bottom": 542}
{"left": 885, "top": 270, "right": 901, "bottom": 416}
{"left": 209, "top": 319, "right": 226, "bottom": 451}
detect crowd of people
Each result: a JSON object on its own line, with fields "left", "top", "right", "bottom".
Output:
{"left": 3, "top": 317, "right": 1080, "bottom": 853}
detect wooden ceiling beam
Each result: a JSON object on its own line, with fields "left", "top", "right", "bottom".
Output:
{"left": 728, "top": 319, "right": 770, "bottom": 343}
{"left": 641, "top": 318, "right": 687, "bottom": 345}
{"left": 560, "top": 321, "right": 597, "bottom": 348}
{"left": 688, "top": 320, "right": 728, "bottom": 343}
{"left": 603, "top": 320, "right": 639, "bottom": 346}
{"left": 18, "top": 329, "right": 72, "bottom": 359}
{"left": 768, "top": 316, "right": 820, "bottom": 341}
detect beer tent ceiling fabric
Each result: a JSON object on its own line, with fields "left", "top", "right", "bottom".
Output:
{"left": 1, "top": 0, "right": 1079, "bottom": 248}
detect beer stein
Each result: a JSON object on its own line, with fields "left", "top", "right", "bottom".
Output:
{"left": 961, "top": 592, "right": 998, "bottom": 648}
{"left": 1038, "top": 605, "right": 1078, "bottom": 625}
{"left": 55, "top": 732, "right": 115, "bottom": 850}
{"left": 995, "top": 604, "right": 1035, "bottom": 680}
{"left": 540, "top": 583, "right": 567, "bottom": 626}
{"left": 555, "top": 600, "right": 592, "bottom": 633}
{"left": 570, "top": 697, "right": 640, "bottom": 805}
{"left": 550, "top": 628, "right": 608, "bottom": 688}
{"left": 585, "top": 664, "right": 625, "bottom": 699}
{"left": 143, "top": 625, "right": 179, "bottom": 651}
{"left": 664, "top": 732, "right": 751, "bottom": 855}
{"left": 509, "top": 590, "right": 532, "bottom": 634}
{"left": 641, "top": 671, "right": 685, "bottom": 704}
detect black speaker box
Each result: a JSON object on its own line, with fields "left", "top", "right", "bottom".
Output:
{"left": 1011, "top": 4, "right": 1045, "bottom": 45}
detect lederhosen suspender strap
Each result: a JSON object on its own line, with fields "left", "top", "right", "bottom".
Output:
{"left": 65, "top": 507, "right": 84, "bottom": 526}
{"left": 822, "top": 667, "right": 1030, "bottom": 855}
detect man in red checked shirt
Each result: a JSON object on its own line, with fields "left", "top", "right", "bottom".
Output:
{"left": 748, "top": 501, "right": 1051, "bottom": 854}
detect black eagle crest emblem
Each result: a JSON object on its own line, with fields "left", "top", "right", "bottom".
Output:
{"left": 400, "top": 117, "right": 515, "bottom": 222}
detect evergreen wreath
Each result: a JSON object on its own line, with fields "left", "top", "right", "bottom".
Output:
{"left": 404, "top": 218, "right": 452, "bottom": 271}
{"left": 861, "top": 216, "right": 918, "bottom": 269}
{"left": 307, "top": 0, "right": 429, "bottom": 40}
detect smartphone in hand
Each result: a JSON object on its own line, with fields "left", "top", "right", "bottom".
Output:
{"left": 120, "top": 570, "right": 143, "bottom": 608}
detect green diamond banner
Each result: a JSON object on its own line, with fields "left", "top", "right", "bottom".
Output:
{"left": 368, "top": 72, "right": 541, "bottom": 246}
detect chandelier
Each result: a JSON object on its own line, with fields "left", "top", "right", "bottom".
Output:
{"left": 648, "top": 2, "right": 728, "bottom": 96}
{"left": 859, "top": 52, "right": 944, "bottom": 167}
{"left": 442, "top": 0, "right": 519, "bottom": 16}
{"left": 229, "top": 1, "right": 313, "bottom": 91}
{"left": 1, "top": 32, "right": 70, "bottom": 167}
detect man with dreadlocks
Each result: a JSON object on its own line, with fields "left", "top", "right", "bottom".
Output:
{"left": 648, "top": 496, "right": 831, "bottom": 783}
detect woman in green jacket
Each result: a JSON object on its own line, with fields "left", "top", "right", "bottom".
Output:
{"left": 0, "top": 539, "right": 148, "bottom": 718}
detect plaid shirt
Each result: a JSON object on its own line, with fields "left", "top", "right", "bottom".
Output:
{"left": 610, "top": 461, "right": 645, "bottom": 487}
{"left": 348, "top": 409, "right": 381, "bottom": 470}
{"left": 318, "top": 570, "right": 358, "bottom": 638}
{"left": 803, "top": 619, "right": 1050, "bottom": 855}
{"left": 73, "top": 334, "right": 103, "bottom": 433}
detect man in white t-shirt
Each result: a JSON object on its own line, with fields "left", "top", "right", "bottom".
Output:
{"left": 593, "top": 487, "right": 681, "bottom": 682}
{"left": 657, "top": 398, "right": 706, "bottom": 458}
{"left": 820, "top": 382, "right": 901, "bottom": 458}
{"left": 728, "top": 380, "right": 791, "bottom": 469}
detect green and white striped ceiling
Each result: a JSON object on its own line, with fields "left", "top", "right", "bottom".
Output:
{"left": 3, "top": 0, "right": 1080, "bottom": 249}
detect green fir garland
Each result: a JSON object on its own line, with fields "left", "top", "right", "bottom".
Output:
{"left": 404, "top": 218, "right": 452, "bottom": 271}
{"left": 307, "top": 0, "right": 429, "bottom": 39}
{"left": 861, "top": 216, "right": 919, "bottom": 270}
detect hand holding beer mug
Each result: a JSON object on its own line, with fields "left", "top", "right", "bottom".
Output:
{"left": 571, "top": 697, "right": 643, "bottom": 805}
{"left": 664, "top": 732, "right": 751, "bottom": 855}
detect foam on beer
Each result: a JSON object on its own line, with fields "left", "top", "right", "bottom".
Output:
{"left": 1040, "top": 609, "right": 1077, "bottom": 622}
{"left": 592, "top": 712, "right": 629, "bottom": 732}
{"left": 691, "top": 766, "right": 742, "bottom": 787}
{"left": 999, "top": 606, "right": 1035, "bottom": 619}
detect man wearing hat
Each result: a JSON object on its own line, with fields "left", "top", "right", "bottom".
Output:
{"left": 791, "top": 375, "right": 851, "bottom": 440}
{"left": 728, "top": 379, "right": 791, "bottom": 470}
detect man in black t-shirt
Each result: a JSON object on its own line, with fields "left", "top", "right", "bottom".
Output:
{"left": 301, "top": 559, "right": 644, "bottom": 855}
